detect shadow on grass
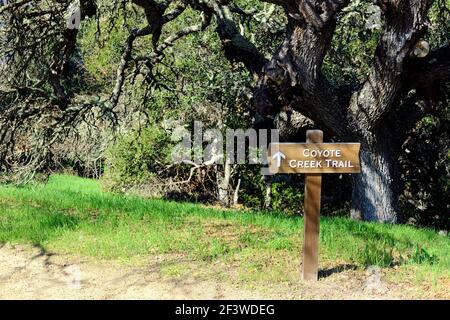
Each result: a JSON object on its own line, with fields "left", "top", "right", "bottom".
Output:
{"left": 318, "top": 264, "right": 358, "bottom": 279}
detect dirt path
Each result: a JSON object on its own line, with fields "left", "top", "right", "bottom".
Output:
{"left": 0, "top": 244, "right": 269, "bottom": 299}
{"left": 0, "top": 244, "right": 442, "bottom": 300}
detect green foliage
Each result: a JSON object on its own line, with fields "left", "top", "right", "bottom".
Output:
{"left": 236, "top": 166, "right": 266, "bottom": 209}
{"left": 399, "top": 109, "right": 450, "bottom": 229}
{"left": 324, "top": 0, "right": 449, "bottom": 86}
{"left": 103, "top": 124, "right": 173, "bottom": 188}
{"left": 324, "top": 0, "right": 381, "bottom": 85}
{"left": 235, "top": 169, "right": 307, "bottom": 216}
{"left": 427, "top": 0, "right": 450, "bottom": 48}
{"left": 78, "top": 16, "right": 130, "bottom": 89}
{"left": 271, "top": 181, "right": 304, "bottom": 215}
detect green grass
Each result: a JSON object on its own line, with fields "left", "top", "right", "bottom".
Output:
{"left": 0, "top": 174, "right": 449, "bottom": 283}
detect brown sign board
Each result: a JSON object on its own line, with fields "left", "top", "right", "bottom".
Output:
{"left": 268, "top": 143, "right": 361, "bottom": 174}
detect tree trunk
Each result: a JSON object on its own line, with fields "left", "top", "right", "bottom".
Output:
{"left": 217, "top": 159, "right": 232, "bottom": 207}
{"left": 232, "top": 178, "right": 241, "bottom": 207}
{"left": 350, "top": 139, "right": 399, "bottom": 223}
{"left": 264, "top": 180, "right": 272, "bottom": 209}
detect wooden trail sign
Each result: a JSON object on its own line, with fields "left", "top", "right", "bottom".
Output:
{"left": 267, "top": 130, "right": 361, "bottom": 281}
{"left": 268, "top": 142, "right": 360, "bottom": 174}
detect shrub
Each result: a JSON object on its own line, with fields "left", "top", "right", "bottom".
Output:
{"left": 102, "top": 124, "right": 173, "bottom": 191}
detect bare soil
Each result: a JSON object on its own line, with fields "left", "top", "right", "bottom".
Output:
{"left": 0, "top": 244, "right": 446, "bottom": 300}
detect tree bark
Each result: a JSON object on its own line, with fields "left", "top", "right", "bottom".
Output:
{"left": 350, "top": 140, "right": 399, "bottom": 223}
{"left": 217, "top": 159, "right": 232, "bottom": 207}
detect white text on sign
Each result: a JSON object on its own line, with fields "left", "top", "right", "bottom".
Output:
{"left": 268, "top": 143, "right": 361, "bottom": 174}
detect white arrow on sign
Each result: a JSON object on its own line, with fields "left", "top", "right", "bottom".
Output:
{"left": 272, "top": 151, "right": 286, "bottom": 168}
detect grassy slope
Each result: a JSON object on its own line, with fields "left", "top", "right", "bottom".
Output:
{"left": 0, "top": 174, "right": 448, "bottom": 287}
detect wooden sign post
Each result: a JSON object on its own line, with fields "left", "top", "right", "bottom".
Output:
{"left": 268, "top": 130, "right": 360, "bottom": 281}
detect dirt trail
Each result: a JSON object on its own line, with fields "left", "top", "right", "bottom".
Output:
{"left": 0, "top": 244, "right": 441, "bottom": 300}
{"left": 0, "top": 244, "right": 268, "bottom": 299}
